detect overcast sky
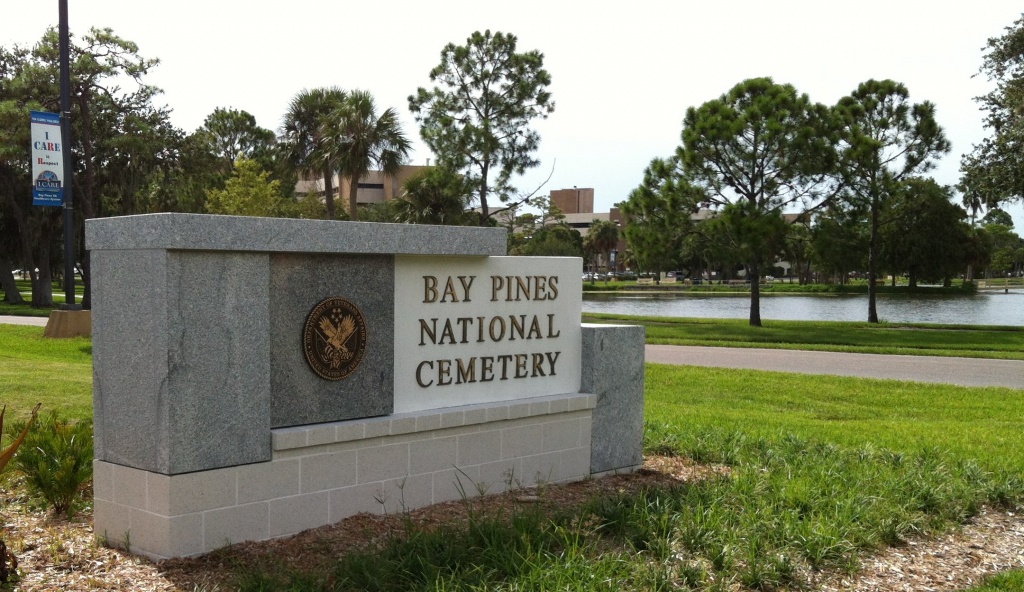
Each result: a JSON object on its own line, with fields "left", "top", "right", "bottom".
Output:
{"left": 3, "top": 1, "right": 1023, "bottom": 228}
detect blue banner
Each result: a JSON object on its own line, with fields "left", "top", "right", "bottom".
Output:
{"left": 30, "top": 110, "right": 64, "bottom": 207}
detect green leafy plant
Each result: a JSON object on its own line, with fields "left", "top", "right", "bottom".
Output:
{"left": 0, "top": 403, "right": 41, "bottom": 473}
{"left": 0, "top": 402, "right": 41, "bottom": 584}
{"left": 6, "top": 411, "right": 93, "bottom": 519}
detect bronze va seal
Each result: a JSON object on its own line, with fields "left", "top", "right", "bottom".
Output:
{"left": 303, "top": 297, "right": 367, "bottom": 380}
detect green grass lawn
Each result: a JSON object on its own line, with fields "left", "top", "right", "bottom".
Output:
{"left": 645, "top": 363, "right": 1024, "bottom": 473}
{"left": 641, "top": 363, "right": 1024, "bottom": 591}
{"left": 2, "top": 323, "right": 1022, "bottom": 590}
{"left": 0, "top": 325, "right": 92, "bottom": 422}
{"left": 0, "top": 302, "right": 54, "bottom": 317}
{"left": 584, "top": 314, "right": 1024, "bottom": 359}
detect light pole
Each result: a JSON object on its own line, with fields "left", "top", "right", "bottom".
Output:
{"left": 59, "top": 0, "right": 79, "bottom": 310}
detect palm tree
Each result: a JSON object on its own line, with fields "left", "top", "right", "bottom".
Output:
{"left": 322, "top": 90, "right": 411, "bottom": 221}
{"left": 279, "top": 87, "right": 346, "bottom": 219}
{"left": 396, "top": 166, "right": 475, "bottom": 225}
{"left": 585, "top": 219, "right": 619, "bottom": 274}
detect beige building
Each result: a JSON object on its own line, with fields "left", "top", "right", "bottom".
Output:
{"left": 546, "top": 187, "right": 628, "bottom": 272}
{"left": 296, "top": 179, "right": 632, "bottom": 272}
{"left": 295, "top": 165, "right": 431, "bottom": 209}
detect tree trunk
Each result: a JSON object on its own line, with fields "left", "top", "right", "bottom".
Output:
{"left": 908, "top": 271, "right": 917, "bottom": 289}
{"left": 322, "top": 171, "right": 335, "bottom": 220}
{"left": 36, "top": 261, "right": 53, "bottom": 308}
{"left": 748, "top": 262, "right": 762, "bottom": 327}
{"left": 4, "top": 192, "right": 39, "bottom": 306}
{"left": 349, "top": 174, "right": 360, "bottom": 221}
{"left": 0, "top": 261, "right": 23, "bottom": 305}
{"left": 30, "top": 238, "right": 53, "bottom": 309}
{"left": 478, "top": 161, "right": 490, "bottom": 227}
{"left": 867, "top": 196, "right": 880, "bottom": 323}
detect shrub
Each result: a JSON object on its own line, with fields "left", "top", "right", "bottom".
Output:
{"left": 6, "top": 412, "right": 93, "bottom": 518}
{"left": 0, "top": 403, "right": 40, "bottom": 584}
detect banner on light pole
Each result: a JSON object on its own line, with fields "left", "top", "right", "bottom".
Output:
{"left": 30, "top": 110, "right": 64, "bottom": 207}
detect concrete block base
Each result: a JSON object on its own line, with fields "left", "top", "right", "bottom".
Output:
{"left": 43, "top": 309, "right": 91, "bottom": 338}
{"left": 94, "top": 393, "right": 596, "bottom": 560}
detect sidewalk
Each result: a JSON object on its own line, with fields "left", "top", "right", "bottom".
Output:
{"left": 647, "top": 344, "right": 1024, "bottom": 390}
{"left": 0, "top": 315, "right": 48, "bottom": 327}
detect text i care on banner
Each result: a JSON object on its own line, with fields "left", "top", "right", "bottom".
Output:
{"left": 30, "top": 110, "right": 64, "bottom": 207}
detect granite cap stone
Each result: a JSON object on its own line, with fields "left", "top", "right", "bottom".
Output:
{"left": 86, "top": 213, "right": 506, "bottom": 256}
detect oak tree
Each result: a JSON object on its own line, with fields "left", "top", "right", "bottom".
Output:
{"left": 879, "top": 178, "right": 969, "bottom": 288}
{"left": 196, "top": 107, "right": 277, "bottom": 178}
{"left": 960, "top": 14, "right": 1024, "bottom": 209}
{"left": 1, "top": 27, "right": 171, "bottom": 307}
{"left": 204, "top": 158, "right": 294, "bottom": 218}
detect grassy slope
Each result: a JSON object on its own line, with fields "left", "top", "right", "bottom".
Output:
{"left": 584, "top": 314, "right": 1024, "bottom": 359}
{"left": 645, "top": 364, "right": 1024, "bottom": 472}
{"left": 644, "top": 364, "right": 1024, "bottom": 592}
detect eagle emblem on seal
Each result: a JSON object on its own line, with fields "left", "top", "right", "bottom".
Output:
{"left": 303, "top": 297, "right": 367, "bottom": 380}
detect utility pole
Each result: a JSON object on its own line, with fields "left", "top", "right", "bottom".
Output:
{"left": 59, "top": 0, "right": 79, "bottom": 310}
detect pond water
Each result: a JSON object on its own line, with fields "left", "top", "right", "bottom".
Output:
{"left": 582, "top": 290, "right": 1024, "bottom": 326}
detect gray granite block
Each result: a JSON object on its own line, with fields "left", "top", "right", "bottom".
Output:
{"left": 581, "top": 324, "right": 645, "bottom": 474}
{"left": 165, "top": 251, "right": 272, "bottom": 472}
{"left": 86, "top": 213, "right": 506, "bottom": 256}
{"left": 92, "top": 249, "right": 169, "bottom": 472}
{"left": 269, "top": 254, "right": 393, "bottom": 427}
{"left": 92, "top": 249, "right": 272, "bottom": 475}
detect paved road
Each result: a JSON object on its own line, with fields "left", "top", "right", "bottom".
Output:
{"left": 0, "top": 315, "right": 48, "bottom": 327}
{"left": 647, "top": 345, "right": 1024, "bottom": 390}
{"left": 3, "top": 315, "right": 1019, "bottom": 389}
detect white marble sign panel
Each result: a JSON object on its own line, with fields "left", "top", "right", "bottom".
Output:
{"left": 394, "top": 256, "right": 582, "bottom": 413}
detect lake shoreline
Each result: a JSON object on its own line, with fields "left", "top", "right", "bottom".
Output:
{"left": 583, "top": 291, "right": 1024, "bottom": 326}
